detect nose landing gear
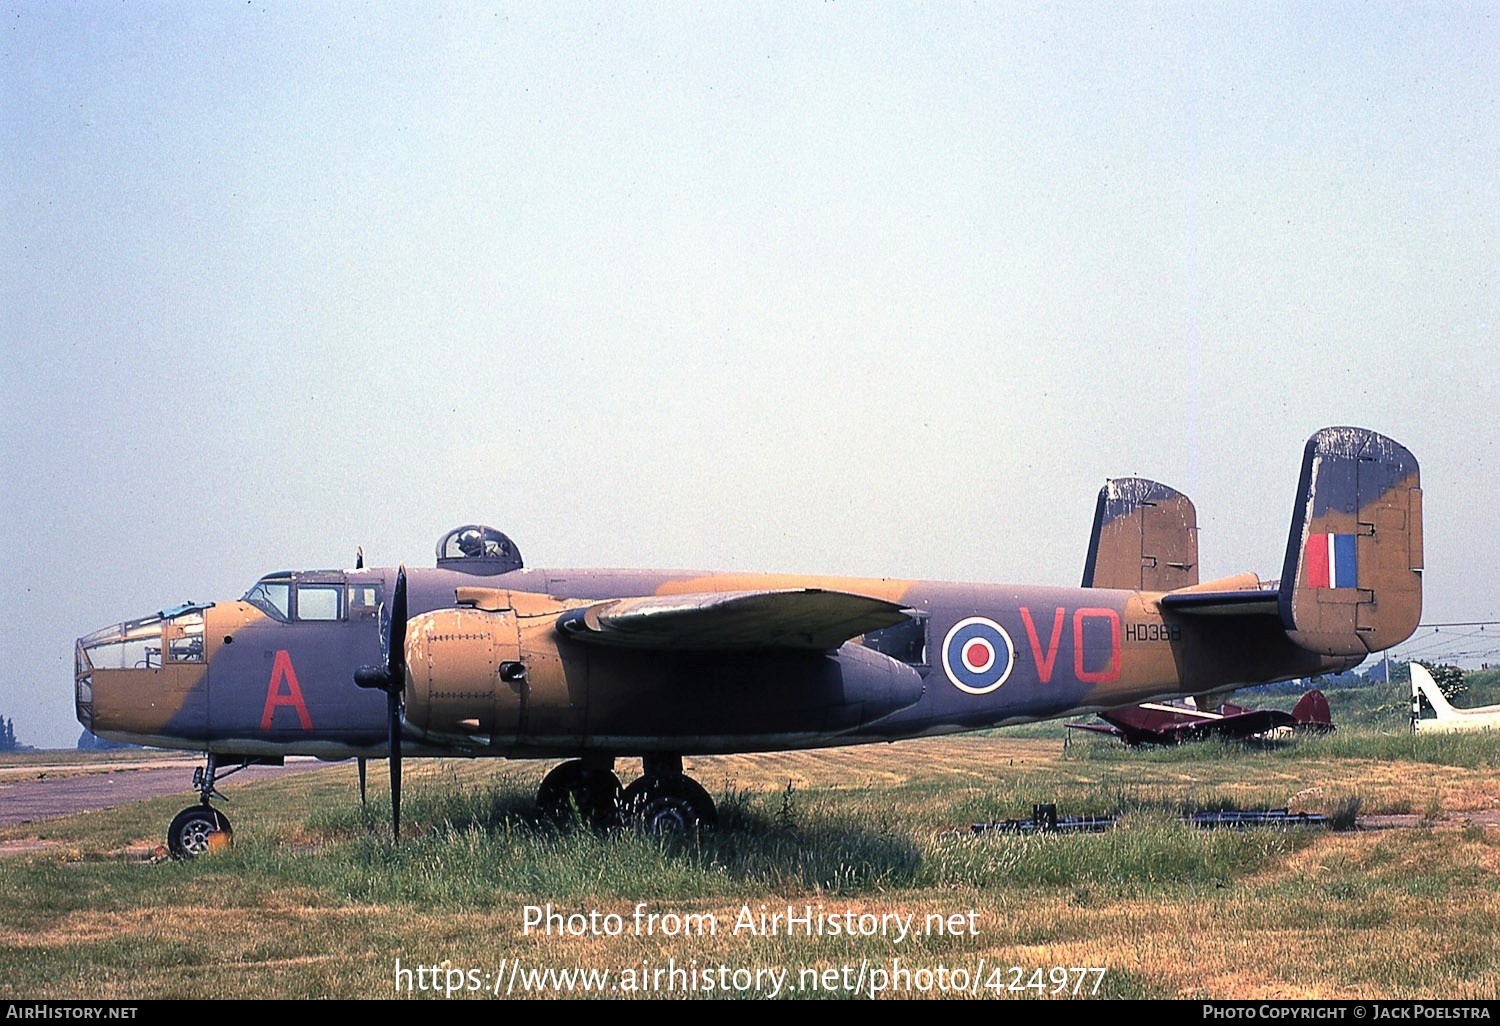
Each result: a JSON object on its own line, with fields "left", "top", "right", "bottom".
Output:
{"left": 165, "top": 752, "right": 277, "bottom": 859}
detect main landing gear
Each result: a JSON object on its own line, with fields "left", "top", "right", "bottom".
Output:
{"left": 536, "top": 756, "right": 623, "bottom": 827}
{"left": 535, "top": 755, "right": 717, "bottom": 832}
{"left": 165, "top": 752, "right": 275, "bottom": 859}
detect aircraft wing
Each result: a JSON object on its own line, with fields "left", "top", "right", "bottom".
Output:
{"left": 1204, "top": 709, "right": 1297, "bottom": 738}
{"left": 1069, "top": 701, "right": 1299, "bottom": 745}
{"left": 1064, "top": 720, "right": 1127, "bottom": 738}
{"left": 554, "top": 589, "right": 912, "bottom": 651}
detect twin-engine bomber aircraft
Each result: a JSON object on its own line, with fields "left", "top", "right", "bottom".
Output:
{"left": 75, "top": 427, "right": 1422, "bottom": 857}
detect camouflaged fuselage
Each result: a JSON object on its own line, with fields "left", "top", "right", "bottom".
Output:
{"left": 78, "top": 563, "right": 1354, "bottom": 761}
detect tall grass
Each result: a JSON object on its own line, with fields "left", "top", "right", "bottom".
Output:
{"left": 2, "top": 731, "right": 1496, "bottom": 1000}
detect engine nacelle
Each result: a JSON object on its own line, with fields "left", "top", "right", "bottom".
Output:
{"left": 403, "top": 607, "right": 523, "bottom": 742}
{"left": 401, "top": 595, "right": 927, "bottom": 754}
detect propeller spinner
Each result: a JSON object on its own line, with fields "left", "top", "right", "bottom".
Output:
{"left": 354, "top": 565, "right": 408, "bottom": 840}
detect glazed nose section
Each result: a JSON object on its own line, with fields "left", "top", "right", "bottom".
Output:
{"left": 74, "top": 606, "right": 210, "bottom": 744}
{"left": 75, "top": 615, "right": 166, "bottom": 734}
{"left": 74, "top": 637, "right": 94, "bottom": 732}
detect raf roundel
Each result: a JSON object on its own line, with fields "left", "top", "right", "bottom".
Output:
{"left": 941, "top": 616, "right": 1016, "bottom": 695}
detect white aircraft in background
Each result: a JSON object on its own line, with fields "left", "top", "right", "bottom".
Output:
{"left": 1410, "top": 663, "right": 1500, "bottom": 734}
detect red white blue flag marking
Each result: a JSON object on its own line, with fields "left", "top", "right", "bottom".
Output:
{"left": 1305, "top": 533, "right": 1358, "bottom": 589}
{"left": 942, "top": 616, "right": 1016, "bottom": 695}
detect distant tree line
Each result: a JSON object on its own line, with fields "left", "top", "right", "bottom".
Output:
{"left": 77, "top": 730, "right": 140, "bottom": 751}
{"left": 1247, "top": 660, "right": 1487, "bottom": 703}
{"left": 0, "top": 715, "right": 17, "bottom": 752}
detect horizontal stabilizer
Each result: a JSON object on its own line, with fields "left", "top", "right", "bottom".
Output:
{"left": 554, "top": 589, "right": 912, "bottom": 652}
{"left": 1159, "top": 591, "right": 1280, "bottom": 617}
{"left": 1159, "top": 573, "right": 1279, "bottom": 616}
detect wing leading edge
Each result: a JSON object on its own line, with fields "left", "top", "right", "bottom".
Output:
{"left": 554, "top": 588, "right": 913, "bottom": 651}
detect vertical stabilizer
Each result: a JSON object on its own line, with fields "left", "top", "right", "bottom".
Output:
{"left": 1279, "top": 428, "right": 1422, "bottom": 656}
{"left": 1409, "top": 662, "right": 1500, "bottom": 733}
{"left": 1082, "top": 478, "right": 1199, "bottom": 591}
{"left": 1410, "top": 663, "right": 1458, "bottom": 718}
{"left": 1290, "top": 689, "right": 1333, "bottom": 728}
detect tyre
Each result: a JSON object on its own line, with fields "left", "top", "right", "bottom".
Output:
{"left": 622, "top": 774, "right": 717, "bottom": 833}
{"left": 167, "top": 805, "right": 232, "bottom": 860}
{"left": 536, "top": 761, "right": 623, "bottom": 827}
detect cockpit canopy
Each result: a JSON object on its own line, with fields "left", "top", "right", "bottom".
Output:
{"left": 436, "top": 524, "right": 523, "bottom": 575}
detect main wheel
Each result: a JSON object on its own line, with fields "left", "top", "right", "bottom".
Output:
{"left": 536, "top": 761, "right": 623, "bottom": 827}
{"left": 622, "top": 774, "right": 717, "bottom": 834}
{"left": 167, "top": 805, "right": 232, "bottom": 860}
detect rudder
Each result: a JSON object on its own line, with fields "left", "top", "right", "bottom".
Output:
{"left": 1410, "top": 663, "right": 1457, "bottom": 717}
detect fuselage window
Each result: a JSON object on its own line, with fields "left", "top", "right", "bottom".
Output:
{"left": 297, "top": 584, "right": 343, "bottom": 621}
{"left": 166, "top": 612, "right": 206, "bottom": 663}
{"left": 862, "top": 615, "right": 929, "bottom": 666}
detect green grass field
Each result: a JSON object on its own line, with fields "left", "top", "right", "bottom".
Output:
{"left": 2, "top": 683, "right": 1496, "bottom": 1000}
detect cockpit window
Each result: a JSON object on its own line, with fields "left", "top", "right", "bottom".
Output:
{"left": 296, "top": 584, "right": 342, "bottom": 621}
{"left": 76, "top": 607, "right": 212, "bottom": 673}
{"left": 77, "top": 615, "right": 166, "bottom": 670}
{"left": 348, "top": 583, "right": 381, "bottom": 621}
{"left": 244, "top": 579, "right": 292, "bottom": 621}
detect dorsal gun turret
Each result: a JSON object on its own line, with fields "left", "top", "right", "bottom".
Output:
{"left": 436, "top": 525, "right": 523, "bottom": 575}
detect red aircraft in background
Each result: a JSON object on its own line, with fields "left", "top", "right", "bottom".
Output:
{"left": 1066, "top": 690, "right": 1334, "bottom": 746}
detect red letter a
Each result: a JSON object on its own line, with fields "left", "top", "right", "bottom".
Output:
{"left": 261, "top": 650, "right": 313, "bottom": 731}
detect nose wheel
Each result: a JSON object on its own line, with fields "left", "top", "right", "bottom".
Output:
{"left": 167, "top": 805, "right": 232, "bottom": 860}
{"left": 164, "top": 751, "right": 273, "bottom": 858}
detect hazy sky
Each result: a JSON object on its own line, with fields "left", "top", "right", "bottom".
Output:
{"left": 3, "top": 3, "right": 1496, "bottom": 747}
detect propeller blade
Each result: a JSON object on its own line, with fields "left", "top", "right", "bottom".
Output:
{"left": 388, "top": 689, "right": 402, "bottom": 841}
{"left": 355, "top": 566, "right": 409, "bottom": 695}
{"left": 351, "top": 566, "right": 408, "bottom": 841}
{"left": 387, "top": 567, "right": 407, "bottom": 841}
{"left": 388, "top": 566, "right": 408, "bottom": 683}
